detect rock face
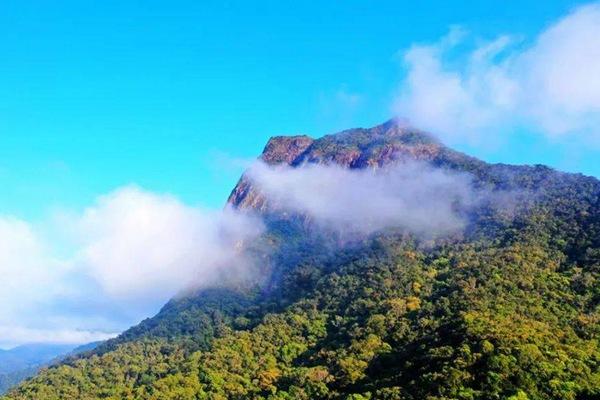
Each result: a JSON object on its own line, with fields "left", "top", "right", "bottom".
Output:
{"left": 260, "top": 135, "right": 314, "bottom": 164}
{"left": 227, "top": 119, "right": 482, "bottom": 211}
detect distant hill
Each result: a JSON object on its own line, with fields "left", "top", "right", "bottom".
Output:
{"left": 5, "top": 120, "right": 600, "bottom": 399}
{"left": 0, "top": 342, "right": 102, "bottom": 394}
{"left": 0, "top": 344, "right": 76, "bottom": 375}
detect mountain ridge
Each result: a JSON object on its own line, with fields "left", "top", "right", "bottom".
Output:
{"left": 228, "top": 119, "right": 485, "bottom": 213}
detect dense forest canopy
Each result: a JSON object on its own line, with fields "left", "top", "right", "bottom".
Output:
{"left": 4, "top": 121, "right": 600, "bottom": 400}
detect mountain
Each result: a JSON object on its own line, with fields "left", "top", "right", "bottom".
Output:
{"left": 4, "top": 120, "right": 600, "bottom": 399}
{"left": 0, "top": 343, "right": 103, "bottom": 394}
{"left": 228, "top": 120, "right": 483, "bottom": 211}
{"left": 0, "top": 344, "right": 77, "bottom": 375}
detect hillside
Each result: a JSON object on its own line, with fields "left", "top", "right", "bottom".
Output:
{"left": 4, "top": 120, "right": 600, "bottom": 400}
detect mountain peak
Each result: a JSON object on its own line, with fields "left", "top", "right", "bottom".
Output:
{"left": 258, "top": 119, "right": 438, "bottom": 166}
{"left": 265, "top": 119, "right": 441, "bottom": 166}
{"left": 228, "top": 119, "right": 473, "bottom": 210}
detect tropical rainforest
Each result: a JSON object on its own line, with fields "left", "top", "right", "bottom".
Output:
{"left": 4, "top": 121, "right": 600, "bottom": 399}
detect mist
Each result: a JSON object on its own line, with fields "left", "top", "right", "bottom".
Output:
{"left": 0, "top": 152, "right": 529, "bottom": 348}
{"left": 245, "top": 160, "right": 479, "bottom": 237}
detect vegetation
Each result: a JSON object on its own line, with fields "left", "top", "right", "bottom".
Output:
{"left": 0, "top": 369, "right": 37, "bottom": 396}
{"left": 5, "top": 126, "right": 600, "bottom": 399}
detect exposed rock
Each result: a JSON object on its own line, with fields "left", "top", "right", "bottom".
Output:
{"left": 227, "top": 119, "right": 481, "bottom": 211}
{"left": 260, "top": 135, "right": 314, "bottom": 165}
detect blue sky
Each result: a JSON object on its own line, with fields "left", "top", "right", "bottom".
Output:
{"left": 1, "top": 0, "right": 599, "bottom": 347}
{"left": 0, "top": 0, "right": 596, "bottom": 221}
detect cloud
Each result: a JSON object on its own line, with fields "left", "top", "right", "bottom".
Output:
{"left": 246, "top": 160, "right": 476, "bottom": 237}
{"left": 0, "top": 327, "right": 116, "bottom": 349}
{"left": 0, "top": 217, "right": 67, "bottom": 323}
{"left": 73, "top": 186, "right": 263, "bottom": 301}
{"left": 394, "top": 2, "right": 600, "bottom": 143}
{"left": 0, "top": 186, "right": 263, "bottom": 348}
{"left": 0, "top": 216, "right": 108, "bottom": 348}
{"left": 0, "top": 165, "right": 475, "bottom": 347}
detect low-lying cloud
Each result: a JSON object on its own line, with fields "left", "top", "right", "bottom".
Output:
{"left": 0, "top": 326, "right": 116, "bottom": 347}
{"left": 394, "top": 2, "right": 600, "bottom": 143}
{"left": 0, "top": 160, "right": 515, "bottom": 348}
{"left": 246, "top": 160, "right": 476, "bottom": 237}
{"left": 0, "top": 186, "right": 263, "bottom": 348}
{"left": 73, "top": 186, "right": 263, "bottom": 300}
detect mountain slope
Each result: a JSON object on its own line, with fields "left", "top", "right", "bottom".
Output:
{"left": 4, "top": 120, "right": 600, "bottom": 400}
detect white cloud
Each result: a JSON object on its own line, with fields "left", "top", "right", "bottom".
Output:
{"left": 246, "top": 160, "right": 475, "bottom": 237}
{"left": 74, "top": 186, "right": 263, "bottom": 301}
{"left": 0, "top": 327, "right": 116, "bottom": 349}
{"left": 0, "top": 186, "right": 263, "bottom": 348}
{"left": 1, "top": 167, "right": 474, "bottom": 347}
{"left": 0, "top": 217, "right": 66, "bottom": 322}
{"left": 519, "top": 3, "right": 600, "bottom": 135}
{"left": 0, "top": 217, "right": 107, "bottom": 348}
{"left": 394, "top": 2, "right": 600, "bottom": 143}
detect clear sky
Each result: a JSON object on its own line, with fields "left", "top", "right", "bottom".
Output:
{"left": 1, "top": 0, "right": 599, "bottom": 348}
